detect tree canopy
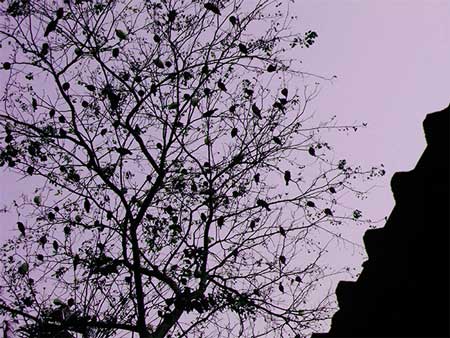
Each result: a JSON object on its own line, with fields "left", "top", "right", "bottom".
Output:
{"left": 0, "top": 0, "right": 384, "bottom": 337}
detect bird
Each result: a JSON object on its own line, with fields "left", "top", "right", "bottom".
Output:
{"left": 279, "top": 255, "right": 286, "bottom": 264}
{"left": 231, "top": 127, "right": 238, "bottom": 138}
{"left": 112, "top": 48, "right": 119, "bottom": 57}
{"left": 279, "top": 226, "right": 286, "bottom": 237}
{"left": 281, "top": 88, "right": 288, "bottom": 97}
{"left": 252, "top": 103, "right": 262, "bottom": 119}
{"left": 308, "top": 147, "right": 315, "bottom": 156}
{"left": 284, "top": 170, "right": 291, "bottom": 185}
{"left": 53, "top": 240, "right": 59, "bottom": 251}
{"left": 229, "top": 15, "right": 237, "bottom": 26}
{"left": 204, "top": 3, "right": 221, "bottom": 15}
{"left": 279, "top": 283, "right": 284, "bottom": 293}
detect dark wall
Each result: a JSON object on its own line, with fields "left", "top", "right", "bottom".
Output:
{"left": 312, "top": 106, "right": 449, "bottom": 337}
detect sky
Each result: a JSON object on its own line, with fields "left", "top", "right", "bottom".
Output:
{"left": 0, "top": 0, "right": 449, "bottom": 334}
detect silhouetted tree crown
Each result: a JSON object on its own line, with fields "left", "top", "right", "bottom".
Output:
{"left": 0, "top": 0, "right": 384, "bottom": 337}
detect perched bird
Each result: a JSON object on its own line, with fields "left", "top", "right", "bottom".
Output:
{"left": 204, "top": 3, "right": 221, "bottom": 15}
{"left": 279, "top": 226, "right": 286, "bottom": 237}
{"left": 112, "top": 48, "right": 119, "bottom": 57}
{"left": 284, "top": 170, "right": 291, "bottom": 185}
{"left": 308, "top": 147, "right": 315, "bottom": 156}
{"left": 53, "top": 240, "right": 59, "bottom": 252}
{"left": 231, "top": 127, "right": 238, "bottom": 138}
{"left": 278, "top": 283, "right": 284, "bottom": 293}
{"left": 252, "top": 103, "right": 262, "bottom": 119}
{"left": 279, "top": 255, "right": 286, "bottom": 264}
{"left": 281, "top": 88, "right": 288, "bottom": 97}
{"left": 229, "top": 15, "right": 237, "bottom": 26}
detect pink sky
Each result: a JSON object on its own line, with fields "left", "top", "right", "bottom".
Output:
{"left": 0, "top": 0, "right": 449, "bottom": 333}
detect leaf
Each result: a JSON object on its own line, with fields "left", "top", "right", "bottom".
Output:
{"left": 256, "top": 199, "right": 270, "bottom": 211}
{"left": 168, "top": 102, "right": 179, "bottom": 110}
{"left": 202, "top": 108, "right": 217, "bottom": 118}
{"left": 284, "top": 170, "right": 291, "bottom": 185}
{"left": 273, "top": 136, "right": 282, "bottom": 145}
{"left": 56, "top": 7, "right": 64, "bottom": 19}
{"left": 324, "top": 208, "right": 333, "bottom": 216}
{"left": 33, "top": 195, "right": 41, "bottom": 205}
{"left": 238, "top": 43, "right": 248, "bottom": 54}
{"left": 251, "top": 103, "right": 262, "bottom": 118}
{"left": 204, "top": 3, "right": 221, "bottom": 15}
{"left": 18, "top": 262, "right": 29, "bottom": 275}
{"left": 267, "top": 64, "right": 276, "bottom": 72}
{"left": 115, "top": 29, "right": 127, "bottom": 40}
{"left": 153, "top": 58, "right": 165, "bottom": 69}
{"left": 306, "top": 201, "right": 315, "bottom": 208}
{"left": 44, "top": 20, "right": 58, "bottom": 37}
{"left": 84, "top": 199, "right": 91, "bottom": 213}
{"left": 217, "top": 80, "right": 227, "bottom": 92}
{"left": 17, "top": 222, "right": 25, "bottom": 236}
{"left": 167, "top": 9, "right": 177, "bottom": 22}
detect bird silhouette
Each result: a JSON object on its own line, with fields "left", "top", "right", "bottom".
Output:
{"left": 217, "top": 80, "right": 227, "bottom": 92}
{"left": 44, "top": 19, "right": 58, "bottom": 37}
{"left": 17, "top": 222, "right": 25, "bottom": 236}
{"left": 308, "top": 147, "right": 315, "bottom": 156}
{"left": 229, "top": 16, "right": 237, "bottom": 26}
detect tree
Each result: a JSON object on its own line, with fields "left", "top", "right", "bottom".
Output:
{"left": 0, "top": 0, "right": 385, "bottom": 337}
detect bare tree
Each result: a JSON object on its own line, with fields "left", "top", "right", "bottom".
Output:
{"left": 0, "top": 0, "right": 384, "bottom": 337}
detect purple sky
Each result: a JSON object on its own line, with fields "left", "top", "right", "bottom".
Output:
{"left": 0, "top": 0, "right": 449, "bottom": 333}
